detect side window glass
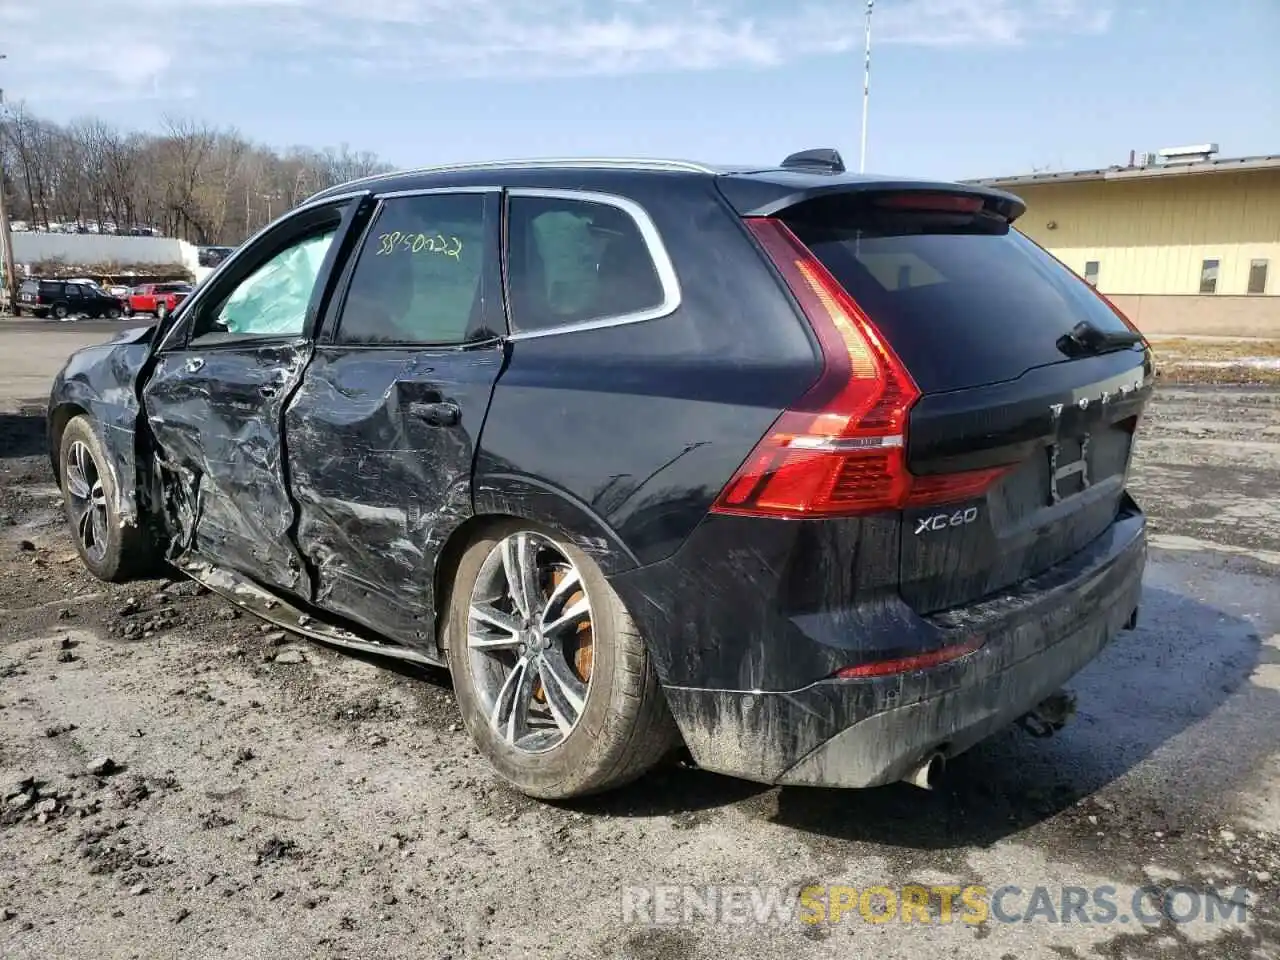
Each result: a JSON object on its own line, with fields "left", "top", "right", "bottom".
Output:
{"left": 64, "top": 285, "right": 81, "bottom": 298}
{"left": 507, "top": 195, "right": 666, "bottom": 334}
{"left": 192, "top": 229, "right": 336, "bottom": 344}
{"left": 336, "top": 194, "right": 487, "bottom": 345}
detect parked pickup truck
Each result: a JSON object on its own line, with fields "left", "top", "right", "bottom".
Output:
{"left": 124, "top": 282, "right": 193, "bottom": 319}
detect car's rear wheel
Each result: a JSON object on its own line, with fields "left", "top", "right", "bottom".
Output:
{"left": 52, "top": 304, "right": 69, "bottom": 320}
{"left": 59, "top": 415, "right": 157, "bottom": 582}
{"left": 446, "top": 522, "right": 678, "bottom": 798}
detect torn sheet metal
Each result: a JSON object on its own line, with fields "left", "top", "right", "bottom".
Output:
{"left": 141, "top": 342, "right": 312, "bottom": 594}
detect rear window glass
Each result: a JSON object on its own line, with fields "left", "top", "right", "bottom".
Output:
{"left": 784, "top": 202, "right": 1135, "bottom": 392}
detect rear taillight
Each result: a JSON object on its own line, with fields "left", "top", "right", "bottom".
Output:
{"left": 712, "top": 218, "right": 1010, "bottom": 519}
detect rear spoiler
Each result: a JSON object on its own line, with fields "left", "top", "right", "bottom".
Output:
{"left": 716, "top": 175, "right": 1026, "bottom": 223}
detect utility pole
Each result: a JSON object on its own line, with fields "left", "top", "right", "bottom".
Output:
{"left": 859, "top": 0, "right": 873, "bottom": 173}
{"left": 0, "top": 53, "right": 16, "bottom": 314}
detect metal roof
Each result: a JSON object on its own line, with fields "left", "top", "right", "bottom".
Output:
{"left": 964, "top": 153, "right": 1280, "bottom": 189}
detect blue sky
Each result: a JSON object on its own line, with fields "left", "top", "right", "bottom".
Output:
{"left": 1, "top": 0, "right": 1276, "bottom": 180}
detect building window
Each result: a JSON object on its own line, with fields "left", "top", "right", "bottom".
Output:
{"left": 1083, "top": 261, "right": 1100, "bottom": 287}
{"left": 1199, "top": 259, "right": 1219, "bottom": 295}
{"left": 1248, "top": 259, "right": 1269, "bottom": 295}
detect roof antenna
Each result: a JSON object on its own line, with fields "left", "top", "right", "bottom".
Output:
{"left": 781, "top": 149, "right": 846, "bottom": 174}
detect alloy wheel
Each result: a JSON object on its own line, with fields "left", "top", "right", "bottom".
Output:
{"left": 65, "top": 440, "right": 109, "bottom": 564}
{"left": 466, "top": 531, "right": 595, "bottom": 754}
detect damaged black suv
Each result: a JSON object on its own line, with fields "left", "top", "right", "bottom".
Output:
{"left": 48, "top": 151, "right": 1153, "bottom": 799}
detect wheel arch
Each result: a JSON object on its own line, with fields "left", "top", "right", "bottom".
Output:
{"left": 431, "top": 490, "right": 641, "bottom": 657}
{"left": 48, "top": 401, "right": 91, "bottom": 487}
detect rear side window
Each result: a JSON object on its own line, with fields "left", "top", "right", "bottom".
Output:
{"left": 506, "top": 194, "right": 665, "bottom": 334}
{"left": 783, "top": 198, "right": 1139, "bottom": 393}
{"left": 336, "top": 193, "right": 487, "bottom": 345}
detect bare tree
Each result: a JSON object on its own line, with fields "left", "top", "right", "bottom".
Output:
{"left": 0, "top": 104, "right": 394, "bottom": 243}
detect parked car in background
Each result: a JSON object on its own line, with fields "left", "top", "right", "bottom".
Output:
{"left": 124, "top": 282, "right": 193, "bottom": 319}
{"left": 46, "top": 151, "right": 1153, "bottom": 800}
{"left": 198, "top": 245, "right": 237, "bottom": 268}
{"left": 104, "top": 284, "right": 133, "bottom": 300}
{"left": 15, "top": 278, "right": 126, "bottom": 320}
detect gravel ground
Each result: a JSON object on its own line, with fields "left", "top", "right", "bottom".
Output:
{"left": 0, "top": 339, "right": 1277, "bottom": 959}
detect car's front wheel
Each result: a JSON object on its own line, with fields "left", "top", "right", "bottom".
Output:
{"left": 446, "top": 523, "right": 678, "bottom": 798}
{"left": 104, "top": 306, "right": 121, "bottom": 319}
{"left": 59, "top": 415, "right": 157, "bottom": 582}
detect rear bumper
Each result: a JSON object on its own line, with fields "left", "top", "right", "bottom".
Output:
{"left": 657, "top": 510, "right": 1145, "bottom": 788}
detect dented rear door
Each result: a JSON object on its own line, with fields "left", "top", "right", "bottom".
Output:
{"left": 142, "top": 196, "right": 367, "bottom": 594}
{"left": 285, "top": 190, "right": 505, "bottom": 649}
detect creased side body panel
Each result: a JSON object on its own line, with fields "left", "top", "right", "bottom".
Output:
{"left": 286, "top": 345, "right": 502, "bottom": 647}
{"left": 142, "top": 343, "right": 311, "bottom": 594}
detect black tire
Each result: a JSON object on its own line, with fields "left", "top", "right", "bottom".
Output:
{"left": 52, "top": 303, "right": 69, "bottom": 320}
{"left": 58, "top": 415, "right": 157, "bottom": 582}
{"left": 104, "top": 306, "right": 121, "bottom": 319}
{"left": 445, "top": 521, "right": 679, "bottom": 799}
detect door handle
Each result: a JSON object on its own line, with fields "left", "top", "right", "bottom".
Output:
{"left": 409, "top": 400, "right": 461, "bottom": 427}
{"left": 184, "top": 357, "right": 205, "bottom": 374}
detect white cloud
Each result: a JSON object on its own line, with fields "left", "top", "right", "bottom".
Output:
{"left": 0, "top": 0, "right": 1111, "bottom": 103}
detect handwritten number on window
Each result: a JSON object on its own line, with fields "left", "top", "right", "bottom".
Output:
{"left": 375, "top": 231, "right": 463, "bottom": 260}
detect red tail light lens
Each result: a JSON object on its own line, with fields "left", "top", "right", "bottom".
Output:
{"left": 713, "top": 219, "right": 920, "bottom": 517}
{"left": 905, "top": 465, "right": 1015, "bottom": 508}
{"left": 713, "top": 218, "right": 1011, "bottom": 518}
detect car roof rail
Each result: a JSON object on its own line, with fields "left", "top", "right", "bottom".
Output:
{"left": 320, "top": 157, "right": 722, "bottom": 198}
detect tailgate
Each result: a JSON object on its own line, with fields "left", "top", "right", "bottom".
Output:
{"left": 778, "top": 188, "right": 1154, "bottom": 613}
{"left": 900, "top": 352, "right": 1151, "bottom": 613}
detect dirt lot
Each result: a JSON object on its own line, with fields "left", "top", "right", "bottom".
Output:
{"left": 1149, "top": 336, "right": 1280, "bottom": 387}
{"left": 1, "top": 322, "right": 1278, "bottom": 959}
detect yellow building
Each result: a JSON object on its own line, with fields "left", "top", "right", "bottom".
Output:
{"left": 969, "top": 150, "right": 1280, "bottom": 336}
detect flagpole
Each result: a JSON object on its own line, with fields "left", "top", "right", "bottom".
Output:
{"left": 860, "top": 0, "right": 873, "bottom": 173}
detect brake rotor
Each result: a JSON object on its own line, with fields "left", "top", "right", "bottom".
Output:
{"left": 531, "top": 568, "right": 594, "bottom": 704}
